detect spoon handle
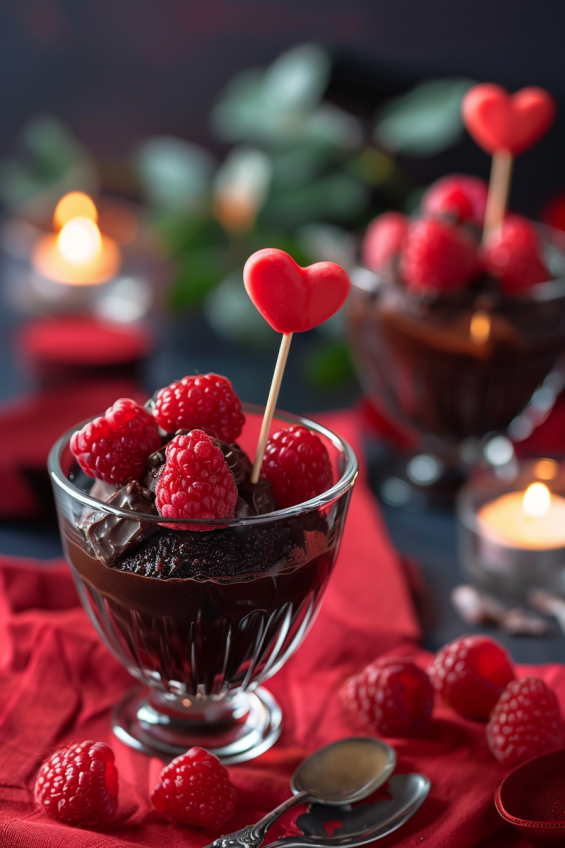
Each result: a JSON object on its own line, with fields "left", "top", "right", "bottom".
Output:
{"left": 208, "top": 791, "right": 310, "bottom": 848}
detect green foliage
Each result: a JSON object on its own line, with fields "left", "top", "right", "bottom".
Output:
{"left": 374, "top": 78, "right": 474, "bottom": 157}
{"left": 0, "top": 117, "right": 97, "bottom": 213}
{"left": 0, "top": 46, "right": 476, "bottom": 390}
{"left": 136, "top": 137, "right": 215, "bottom": 212}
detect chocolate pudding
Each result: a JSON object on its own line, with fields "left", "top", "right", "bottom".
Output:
{"left": 60, "top": 432, "right": 348, "bottom": 699}
{"left": 348, "top": 269, "right": 565, "bottom": 441}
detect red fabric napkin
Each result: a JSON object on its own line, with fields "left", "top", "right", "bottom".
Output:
{"left": 0, "top": 411, "right": 545, "bottom": 848}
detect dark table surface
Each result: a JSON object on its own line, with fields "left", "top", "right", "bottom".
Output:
{"left": 0, "top": 307, "right": 563, "bottom": 666}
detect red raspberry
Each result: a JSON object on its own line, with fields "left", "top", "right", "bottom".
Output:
{"left": 362, "top": 212, "right": 409, "bottom": 272}
{"left": 155, "top": 430, "right": 237, "bottom": 530}
{"left": 340, "top": 657, "right": 434, "bottom": 736}
{"left": 262, "top": 425, "right": 333, "bottom": 508}
{"left": 421, "top": 174, "right": 488, "bottom": 226}
{"left": 35, "top": 740, "right": 118, "bottom": 826}
{"left": 483, "top": 215, "right": 549, "bottom": 294}
{"left": 487, "top": 676, "right": 563, "bottom": 765}
{"left": 155, "top": 373, "right": 245, "bottom": 441}
{"left": 401, "top": 218, "right": 480, "bottom": 294}
{"left": 429, "top": 635, "right": 515, "bottom": 719}
{"left": 70, "top": 398, "right": 161, "bottom": 485}
{"left": 151, "top": 746, "right": 237, "bottom": 829}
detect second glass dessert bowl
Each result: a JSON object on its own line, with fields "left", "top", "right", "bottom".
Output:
{"left": 347, "top": 182, "right": 565, "bottom": 505}
{"left": 48, "top": 405, "right": 357, "bottom": 764}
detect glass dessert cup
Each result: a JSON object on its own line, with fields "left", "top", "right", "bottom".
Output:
{"left": 347, "top": 228, "right": 565, "bottom": 505}
{"left": 48, "top": 405, "right": 357, "bottom": 764}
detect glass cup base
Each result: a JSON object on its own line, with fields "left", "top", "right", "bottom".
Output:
{"left": 112, "top": 685, "right": 283, "bottom": 764}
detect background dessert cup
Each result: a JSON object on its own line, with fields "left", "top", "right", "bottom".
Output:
{"left": 48, "top": 405, "right": 357, "bottom": 763}
{"left": 347, "top": 226, "right": 565, "bottom": 504}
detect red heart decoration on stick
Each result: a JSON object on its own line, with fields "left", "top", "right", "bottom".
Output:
{"left": 243, "top": 249, "right": 350, "bottom": 334}
{"left": 462, "top": 84, "right": 556, "bottom": 155}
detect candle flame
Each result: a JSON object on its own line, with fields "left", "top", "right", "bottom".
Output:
{"left": 523, "top": 482, "right": 551, "bottom": 518}
{"left": 470, "top": 310, "right": 491, "bottom": 345}
{"left": 58, "top": 217, "right": 102, "bottom": 265}
{"left": 57, "top": 218, "right": 102, "bottom": 265}
{"left": 53, "top": 192, "right": 97, "bottom": 229}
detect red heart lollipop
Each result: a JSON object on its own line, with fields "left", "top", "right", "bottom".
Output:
{"left": 462, "top": 84, "right": 556, "bottom": 155}
{"left": 243, "top": 249, "right": 350, "bottom": 334}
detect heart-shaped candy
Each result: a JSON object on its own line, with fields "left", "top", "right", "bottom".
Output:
{"left": 243, "top": 249, "right": 350, "bottom": 334}
{"left": 462, "top": 84, "right": 556, "bottom": 155}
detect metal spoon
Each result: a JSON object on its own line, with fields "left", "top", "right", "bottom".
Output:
{"left": 208, "top": 737, "right": 396, "bottom": 848}
{"left": 269, "top": 773, "right": 431, "bottom": 847}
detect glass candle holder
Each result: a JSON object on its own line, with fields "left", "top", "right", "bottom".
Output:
{"left": 48, "top": 405, "right": 358, "bottom": 764}
{"left": 1, "top": 194, "right": 166, "bottom": 322}
{"left": 457, "top": 457, "right": 565, "bottom": 595}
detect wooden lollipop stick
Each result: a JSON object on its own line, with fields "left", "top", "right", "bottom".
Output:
{"left": 251, "top": 332, "right": 293, "bottom": 483}
{"left": 482, "top": 150, "right": 513, "bottom": 243}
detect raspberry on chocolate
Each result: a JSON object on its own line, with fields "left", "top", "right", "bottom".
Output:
{"left": 262, "top": 425, "right": 333, "bottom": 508}
{"left": 483, "top": 215, "right": 549, "bottom": 294}
{"left": 401, "top": 218, "right": 480, "bottom": 294}
{"left": 487, "top": 676, "right": 563, "bottom": 765}
{"left": 151, "top": 746, "right": 237, "bottom": 829}
{"left": 429, "top": 634, "right": 515, "bottom": 719}
{"left": 155, "top": 373, "right": 245, "bottom": 441}
{"left": 71, "top": 398, "right": 161, "bottom": 485}
{"left": 35, "top": 740, "right": 118, "bottom": 826}
{"left": 155, "top": 429, "right": 238, "bottom": 530}
{"left": 362, "top": 212, "right": 408, "bottom": 273}
{"left": 421, "top": 174, "right": 489, "bottom": 226}
{"left": 341, "top": 657, "right": 434, "bottom": 736}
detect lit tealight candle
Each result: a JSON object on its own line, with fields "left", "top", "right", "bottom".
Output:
{"left": 477, "top": 482, "right": 565, "bottom": 550}
{"left": 31, "top": 192, "right": 121, "bottom": 285}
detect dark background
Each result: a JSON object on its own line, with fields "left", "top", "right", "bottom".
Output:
{"left": 1, "top": 0, "right": 565, "bottom": 216}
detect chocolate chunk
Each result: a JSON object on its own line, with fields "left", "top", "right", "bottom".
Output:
{"left": 78, "top": 478, "right": 120, "bottom": 530}
{"left": 142, "top": 463, "right": 163, "bottom": 494}
{"left": 214, "top": 441, "right": 252, "bottom": 485}
{"left": 237, "top": 477, "right": 276, "bottom": 515}
{"left": 85, "top": 481, "right": 158, "bottom": 565}
{"left": 147, "top": 446, "right": 167, "bottom": 468}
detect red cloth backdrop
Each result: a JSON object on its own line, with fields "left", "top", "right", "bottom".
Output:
{"left": 0, "top": 411, "right": 549, "bottom": 848}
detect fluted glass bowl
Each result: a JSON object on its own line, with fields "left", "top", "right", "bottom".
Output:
{"left": 48, "top": 405, "right": 357, "bottom": 763}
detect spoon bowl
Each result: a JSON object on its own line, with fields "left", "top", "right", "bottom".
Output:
{"left": 292, "top": 737, "right": 397, "bottom": 804}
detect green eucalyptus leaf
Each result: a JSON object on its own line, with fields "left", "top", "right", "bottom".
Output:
{"left": 262, "top": 43, "right": 330, "bottom": 113}
{"left": 211, "top": 45, "right": 335, "bottom": 147}
{"left": 270, "top": 142, "right": 334, "bottom": 186}
{"left": 137, "top": 137, "right": 215, "bottom": 212}
{"left": 374, "top": 78, "right": 474, "bottom": 157}
{"left": 211, "top": 70, "right": 277, "bottom": 143}
{"left": 261, "top": 173, "right": 369, "bottom": 228}
{"left": 0, "top": 117, "right": 97, "bottom": 212}
{"left": 304, "top": 104, "right": 363, "bottom": 150}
